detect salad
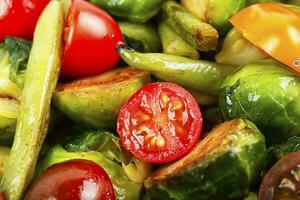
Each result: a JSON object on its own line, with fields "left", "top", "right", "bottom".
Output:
{"left": 0, "top": 0, "right": 300, "bottom": 199}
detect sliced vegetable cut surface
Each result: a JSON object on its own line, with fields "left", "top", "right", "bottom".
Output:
{"left": 54, "top": 67, "right": 150, "bottom": 130}
{"left": 259, "top": 151, "right": 300, "bottom": 200}
{"left": 117, "top": 82, "right": 202, "bottom": 164}
{"left": 144, "top": 119, "right": 266, "bottom": 200}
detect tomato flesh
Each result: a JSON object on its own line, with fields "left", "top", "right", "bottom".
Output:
{"left": 117, "top": 82, "right": 202, "bottom": 164}
{"left": 62, "top": 0, "right": 123, "bottom": 77}
{"left": 259, "top": 151, "right": 300, "bottom": 200}
{"left": 0, "top": 0, "right": 50, "bottom": 41}
{"left": 24, "top": 160, "right": 115, "bottom": 200}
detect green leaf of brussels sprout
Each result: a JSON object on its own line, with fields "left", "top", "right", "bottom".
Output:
{"left": 219, "top": 59, "right": 300, "bottom": 144}
{"left": 216, "top": 28, "right": 267, "bottom": 66}
{"left": 36, "top": 129, "right": 152, "bottom": 200}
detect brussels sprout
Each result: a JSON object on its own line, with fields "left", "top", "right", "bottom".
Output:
{"left": 181, "top": 0, "right": 246, "bottom": 35}
{"left": 219, "top": 59, "right": 300, "bottom": 144}
{"left": 216, "top": 28, "right": 268, "bottom": 66}
{"left": 287, "top": 0, "right": 300, "bottom": 6}
{"left": 36, "top": 129, "right": 152, "bottom": 200}
{"left": 144, "top": 119, "right": 266, "bottom": 200}
{"left": 119, "top": 22, "right": 161, "bottom": 53}
{"left": 0, "top": 42, "right": 23, "bottom": 145}
{"left": 247, "top": 0, "right": 285, "bottom": 5}
{"left": 267, "top": 136, "right": 300, "bottom": 169}
{"left": 53, "top": 67, "right": 151, "bottom": 130}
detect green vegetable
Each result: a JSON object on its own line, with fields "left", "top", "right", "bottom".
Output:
{"left": 219, "top": 59, "right": 300, "bottom": 144}
{"left": 0, "top": 146, "right": 10, "bottom": 178}
{"left": 0, "top": 2, "right": 64, "bottom": 199}
{"left": 117, "top": 46, "right": 235, "bottom": 96}
{"left": 37, "top": 129, "right": 152, "bottom": 200}
{"left": 0, "top": 38, "right": 31, "bottom": 145}
{"left": 88, "top": 0, "right": 165, "bottom": 23}
{"left": 119, "top": 22, "right": 161, "bottom": 53}
{"left": 188, "top": 90, "right": 217, "bottom": 105}
{"left": 0, "top": 44, "right": 21, "bottom": 145}
{"left": 144, "top": 119, "right": 266, "bottom": 200}
{"left": 161, "top": 1, "right": 218, "bottom": 52}
{"left": 4, "top": 37, "right": 31, "bottom": 87}
{"left": 216, "top": 28, "right": 267, "bottom": 66}
{"left": 158, "top": 22, "right": 199, "bottom": 59}
{"left": 53, "top": 67, "right": 150, "bottom": 130}
{"left": 181, "top": 0, "right": 246, "bottom": 36}
{"left": 287, "top": 0, "right": 300, "bottom": 6}
{"left": 202, "top": 106, "right": 222, "bottom": 134}
{"left": 244, "top": 192, "right": 258, "bottom": 200}
{"left": 247, "top": 0, "right": 285, "bottom": 5}
{"left": 267, "top": 136, "right": 300, "bottom": 167}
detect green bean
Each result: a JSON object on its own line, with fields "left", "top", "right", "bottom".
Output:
{"left": 117, "top": 45, "right": 235, "bottom": 95}
{"left": 0, "top": 1, "right": 64, "bottom": 199}
{"left": 161, "top": 1, "right": 218, "bottom": 52}
{"left": 158, "top": 22, "right": 199, "bottom": 59}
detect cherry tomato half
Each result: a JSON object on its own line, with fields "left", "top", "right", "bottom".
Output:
{"left": 259, "top": 151, "right": 300, "bottom": 200}
{"left": 230, "top": 3, "right": 300, "bottom": 74}
{"left": 0, "top": 0, "right": 50, "bottom": 41}
{"left": 24, "top": 160, "right": 115, "bottom": 200}
{"left": 117, "top": 82, "right": 202, "bottom": 164}
{"left": 61, "top": 0, "right": 123, "bottom": 77}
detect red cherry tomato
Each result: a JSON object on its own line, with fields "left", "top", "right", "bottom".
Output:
{"left": 0, "top": 0, "right": 50, "bottom": 41}
{"left": 117, "top": 82, "right": 203, "bottom": 164}
{"left": 259, "top": 151, "right": 300, "bottom": 200}
{"left": 61, "top": 0, "right": 123, "bottom": 77}
{"left": 24, "top": 160, "right": 115, "bottom": 200}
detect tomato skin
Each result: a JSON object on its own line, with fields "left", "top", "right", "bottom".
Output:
{"left": 0, "top": 0, "right": 50, "bottom": 41}
{"left": 61, "top": 0, "right": 123, "bottom": 77}
{"left": 117, "top": 82, "right": 202, "bottom": 164}
{"left": 230, "top": 3, "right": 300, "bottom": 74}
{"left": 24, "top": 160, "right": 115, "bottom": 200}
{"left": 258, "top": 151, "right": 300, "bottom": 200}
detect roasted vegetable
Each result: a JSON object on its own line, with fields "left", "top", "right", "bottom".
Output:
{"left": 267, "top": 136, "right": 300, "bottom": 167}
{"left": 158, "top": 22, "right": 199, "bottom": 59}
{"left": 144, "top": 119, "right": 266, "bottom": 200}
{"left": 219, "top": 59, "right": 300, "bottom": 144}
{"left": 161, "top": 1, "right": 218, "bottom": 52}
{"left": 119, "top": 22, "right": 161, "bottom": 53}
{"left": 230, "top": 3, "right": 300, "bottom": 74}
{"left": 4, "top": 37, "right": 31, "bottom": 87}
{"left": 88, "top": 0, "right": 165, "bottom": 23}
{"left": 181, "top": 0, "right": 246, "bottom": 35}
{"left": 36, "top": 128, "right": 152, "bottom": 200}
{"left": 247, "top": 0, "right": 285, "bottom": 5}
{"left": 53, "top": 67, "right": 151, "bottom": 130}
{"left": 0, "top": 2, "right": 64, "bottom": 199}
{"left": 0, "top": 59, "right": 20, "bottom": 145}
{"left": 0, "top": 38, "right": 29, "bottom": 145}
{"left": 287, "top": 0, "right": 300, "bottom": 6}
{"left": 117, "top": 46, "right": 235, "bottom": 96}
{"left": 216, "top": 28, "right": 267, "bottom": 66}
{"left": 259, "top": 151, "right": 300, "bottom": 200}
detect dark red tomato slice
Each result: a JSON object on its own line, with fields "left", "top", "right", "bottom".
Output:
{"left": 24, "top": 160, "right": 115, "bottom": 200}
{"left": 0, "top": 0, "right": 50, "bottom": 41}
{"left": 259, "top": 151, "right": 300, "bottom": 200}
{"left": 61, "top": 0, "right": 123, "bottom": 77}
{"left": 117, "top": 82, "right": 203, "bottom": 164}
